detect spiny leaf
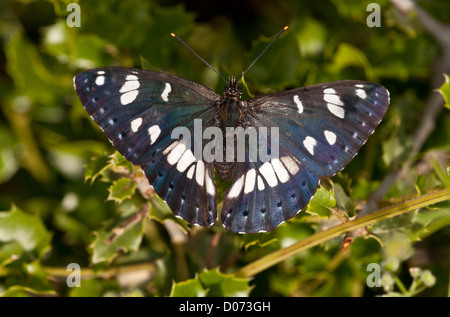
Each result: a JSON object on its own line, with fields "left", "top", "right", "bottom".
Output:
{"left": 90, "top": 217, "right": 143, "bottom": 264}
{"left": 306, "top": 186, "right": 336, "bottom": 218}
{"left": 437, "top": 73, "right": 450, "bottom": 109}
{"left": 84, "top": 154, "right": 111, "bottom": 185}
{"left": 170, "top": 277, "right": 206, "bottom": 297}
{"left": 170, "top": 268, "right": 250, "bottom": 297}
{"left": 0, "top": 205, "right": 52, "bottom": 262}
{"left": 107, "top": 178, "right": 136, "bottom": 203}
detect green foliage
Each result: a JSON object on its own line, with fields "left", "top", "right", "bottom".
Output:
{"left": 438, "top": 74, "right": 450, "bottom": 110}
{"left": 170, "top": 268, "right": 250, "bottom": 297}
{"left": 0, "top": 0, "right": 449, "bottom": 298}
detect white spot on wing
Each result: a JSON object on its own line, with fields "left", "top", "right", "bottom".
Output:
{"left": 161, "top": 83, "right": 172, "bottom": 102}
{"left": 356, "top": 88, "right": 367, "bottom": 99}
{"left": 271, "top": 158, "right": 289, "bottom": 183}
{"left": 303, "top": 136, "right": 317, "bottom": 155}
{"left": 97, "top": 71, "right": 105, "bottom": 75}
{"left": 186, "top": 165, "right": 195, "bottom": 180}
{"left": 195, "top": 161, "right": 205, "bottom": 186}
{"left": 167, "top": 142, "right": 186, "bottom": 165}
{"left": 176, "top": 149, "right": 196, "bottom": 172}
{"left": 324, "top": 93, "right": 344, "bottom": 106}
{"left": 280, "top": 156, "right": 299, "bottom": 175}
{"left": 121, "top": 91, "right": 139, "bottom": 105}
{"left": 131, "top": 117, "right": 143, "bottom": 132}
{"left": 293, "top": 95, "right": 303, "bottom": 113}
{"left": 148, "top": 125, "right": 161, "bottom": 145}
{"left": 323, "top": 88, "right": 336, "bottom": 94}
{"left": 324, "top": 130, "right": 337, "bottom": 145}
{"left": 257, "top": 175, "right": 265, "bottom": 191}
{"left": 327, "top": 103, "right": 345, "bottom": 118}
{"left": 126, "top": 74, "right": 138, "bottom": 81}
{"left": 162, "top": 140, "right": 178, "bottom": 155}
{"left": 355, "top": 84, "right": 364, "bottom": 88}
{"left": 205, "top": 171, "right": 215, "bottom": 196}
{"left": 228, "top": 174, "right": 245, "bottom": 198}
{"left": 259, "top": 162, "right": 278, "bottom": 187}
{"left": 95, "top": 76, "right": 105, "bottom": 86}
{"left": 120, "top": 80, "right": 140, "bottom": 93}
{"left": 244, "top": 169, "right": 256, "bottom": 194}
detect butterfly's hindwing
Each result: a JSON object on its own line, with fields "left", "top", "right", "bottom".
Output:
{"left": 221, "top": 146, "right": 320, "bottom": 233}
{"left": 75, "top": 67, "right": 219, "bottom": 227}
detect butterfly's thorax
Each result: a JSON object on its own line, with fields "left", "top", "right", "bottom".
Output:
{"left": 214, "top": 77, "right": 245, "bottom": 181}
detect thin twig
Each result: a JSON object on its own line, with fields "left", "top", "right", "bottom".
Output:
{"left": 350, "top": 1, "right": 450, "bottom": 229}
{"left": 106, "top": 203, "right": 150, "bottom": 244}
{"left": 206, "top": 232, "right": 222, "bottom": 269}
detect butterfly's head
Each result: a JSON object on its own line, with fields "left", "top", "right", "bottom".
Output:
{"left": 224, "top": 75, "right": 242, "bottom": 101}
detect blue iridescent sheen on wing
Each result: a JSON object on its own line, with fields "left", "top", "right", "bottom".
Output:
{"left": 75, "top": 65, "right": 389, "bottom": 233}
{"left": 220, "top": 80, "right": 389, "bottom": 233}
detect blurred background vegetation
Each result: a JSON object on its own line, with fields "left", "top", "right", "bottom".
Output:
{"left": 0, "top": 0, "right": 449, "bottom": 297}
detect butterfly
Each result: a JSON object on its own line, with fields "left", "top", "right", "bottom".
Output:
{"left": 74, "top": 29, "right": 389, "bottom": 234}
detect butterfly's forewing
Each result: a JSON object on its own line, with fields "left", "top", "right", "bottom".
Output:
{"left": 222, "top": 80, "right": 389, "bottom": 233}
{"left": 74, "top": 66, "right": 219, "bottom": 227}
{"left": 247, "top": 81, "right": 389, "bottom": 177}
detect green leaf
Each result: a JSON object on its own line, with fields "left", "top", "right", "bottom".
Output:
{"left": 199, "top": 268, "right": 250, "bottom": 297}
{"left": 0, "top": 124, "right": 18, "bottom": 183}
{"left": 326, "top": 43, "right": 373, "bottom": 80}
{"left": 334, "top": 183, "right": 356, "bottom": 216}
{"left": 69, "top": 279, "right": 105, "bottom": 297}
{"left": 5, "top": 32, "right": 56, "bottom": 104}
{"left": 170, "top": 276, "right": 207, "bottom": 297}
{"left": 295, "top": 18, "right": 327, "bottom": 57}
{"left": 84, "top": 155, "right": 111, "bottom": 185}
{"left": 170, "top": 268, "right": 250, "bottom": 297}
{"left": 246, "top": 30, "right": 301, "bottom": 90}
{"left": 437, "top": 74, "right": 450, "bottom": 109}
{"left": 90, "top": 217, "right": 143, "bottom": 264}
{"left": 107, "top": 178, "right": 136, "bottom": 203}
{"left": 0, "top": 205, "right": 52, "bottom": 263}
{"left": 306, "top": 187, "right": 336, "bottom": 218}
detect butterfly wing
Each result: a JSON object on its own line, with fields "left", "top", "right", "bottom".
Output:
{"left": 221, "top": 145, "right": 320, "bottom": 233}
{"left": 221, "top": 80, "right": 389, "bottom": 233}
{"left": 75, "top": 66, "right": 219, "bottom": 227}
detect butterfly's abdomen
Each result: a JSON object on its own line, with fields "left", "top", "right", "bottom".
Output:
{"left": 213, "top": 97, "right": 243, "bottom": 181}
{"left": 214, "top": 161, "right": 236, "bottom": 181}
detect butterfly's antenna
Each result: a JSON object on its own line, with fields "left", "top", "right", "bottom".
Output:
{"left": 171, "top": 33, "right": 228, "bottom": 84}
{"left": 237, "top": 26, "right": 288, "bottom": 83}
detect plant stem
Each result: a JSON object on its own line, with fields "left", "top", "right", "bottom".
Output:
{"left": 235, "top": 189, "right": 450, "bottom": 278}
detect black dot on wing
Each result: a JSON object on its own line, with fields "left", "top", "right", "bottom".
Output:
{"left": 277, "top": 201, "right": 282, "bottom": 207}
{"left": 261, "top": 208, "right": 266, "bottom": 214}
{"left": 243, "top": 210, "right": 249, "bottom": 216}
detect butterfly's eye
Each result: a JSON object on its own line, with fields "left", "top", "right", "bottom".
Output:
{"left": 224, "top": 85, "right": 242, "bottom": 100}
